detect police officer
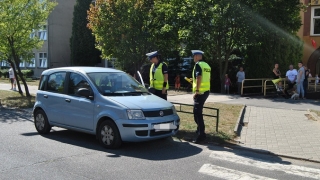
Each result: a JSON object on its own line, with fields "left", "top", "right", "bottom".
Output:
{"left": 191, "top": 50, "right": 211, "bottom": 144}
{"left": 146, "top": 51, "right": 169, "bottom": 100}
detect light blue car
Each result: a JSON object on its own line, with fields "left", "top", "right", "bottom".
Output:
{"left": 33, "top": 67, "right": 180, "bottom": 149}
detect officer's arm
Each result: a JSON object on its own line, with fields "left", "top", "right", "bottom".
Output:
{"left": 196, "top": 75, "right": 202, "bottom": 91}
{"left": 164, "top": 74, "right": 168, "bottom": 84}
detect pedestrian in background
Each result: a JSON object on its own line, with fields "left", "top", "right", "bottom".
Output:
{"left": 174, "top": 74, "right": 180, "bottom": 92}
{"left": 191, "top": 50, "right": 211, "bottom": 144}
{"left": 146, "top": 51, "right": 169, "bottom": 100}
{"left": 303, "top": 66, "right": 309, "bottom": 98}
{"left": 8, "top": 64, "right": 16, "bottom": 91}
{"left": 284, "top": 64, "right": 297, "bottom": 96}
{"left": 224, "top": 74, "right": 231, "bottom": 94}
{"left": 236, "top": 67, "right": 245, "bottom": 95}
{"left": 294, "top": 62, "right": 305, "bottom": 99}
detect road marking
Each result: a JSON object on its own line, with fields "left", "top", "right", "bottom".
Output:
{"left": 199, "top": 164, "right": 276, "bottom": 180}
{"left": 209, "top": 151, "right": 320, "bottom": 179}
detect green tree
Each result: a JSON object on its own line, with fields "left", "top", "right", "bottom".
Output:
{"left": 242, "top": 0, "right": 303, "bottom": 79}
{"left": 0, "top": 0, "right": 57, "bottom": 96}
{"left": 87, "top": 0, "right": 155, "bottom": 75}
{"left": 70, "top": 0, "right": 101, "bottom": 66}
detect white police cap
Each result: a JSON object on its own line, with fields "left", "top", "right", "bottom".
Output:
{"left": 191, "top": 50, "right": 204, "bottom": 55}
{"left": 146, "top": 51, "right": 158, "bottom": 60}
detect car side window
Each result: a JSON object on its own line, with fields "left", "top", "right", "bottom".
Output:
{"left": 47, "top": 72, "right": 66, "bottom": 93}
{"left": 39, "top": 75, "right": 47, "bottom": 90}
{"left": 68, "top": 72, "right": 92, "bottom": 96}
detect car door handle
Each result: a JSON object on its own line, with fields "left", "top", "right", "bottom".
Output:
{"left": 65, "top": 99, "right": 71, "bottom": 103}
{"left": 43, "top": 95, "right": 48, "bottom": 98}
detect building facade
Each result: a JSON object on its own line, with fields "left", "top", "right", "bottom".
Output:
{"left": 299, "top": 0, "right": 320, "bottom": 76}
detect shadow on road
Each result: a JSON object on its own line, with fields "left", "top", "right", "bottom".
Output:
{"left": 21, "top": 128, "right": 203, "bottom": 161}
{"left": 0, "top": 107, "right": 33, "bottom": 123}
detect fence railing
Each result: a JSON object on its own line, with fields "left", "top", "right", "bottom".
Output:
{"left": 171, "top": 102, "right": 220, "bottom": 132}
{"left": 241, "top": 77, "right": 319, "bottom": 96}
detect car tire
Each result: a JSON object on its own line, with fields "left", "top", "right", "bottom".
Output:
{"left": 34, "top": 109, "right": 51, "bottom": 134}
{"left": 98, "top": 120, "right": 122, "bottom": 149}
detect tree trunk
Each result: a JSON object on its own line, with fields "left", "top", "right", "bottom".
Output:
{"left": 8, "top": 37, "right": 31, "bottom": 97}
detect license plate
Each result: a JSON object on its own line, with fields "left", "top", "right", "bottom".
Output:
{"left": 153, "top": 122, "right": 177, "bottom": 132}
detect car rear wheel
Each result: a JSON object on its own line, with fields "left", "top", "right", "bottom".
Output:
{"left": 98, "top": 120, "right": 122, "bottom": 149}
{"left": 34, "top": 109, "right": 51, "bottom": 134}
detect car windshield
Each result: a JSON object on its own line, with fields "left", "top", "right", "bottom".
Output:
{"left": 87, "top": 72, "right": 149, "bottom": 96}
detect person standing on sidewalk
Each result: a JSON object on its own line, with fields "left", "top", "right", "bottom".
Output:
{"left": 146, "top": 51, "right": 169, "bottom": 100}
{"left": 303, "top": 66, "right": 309, "bottom": 98}
{"left": 236, "top": 67, "right": 245, "bottom": 95}
{"left": 224, "top": 74, "right": 232, "bottom": 94}
{"left": 294, "top": 62, "right": 305, "bottom": 99}
{"left": 284, "top": 64, "right": 297, "bottom": 96}
{"left": 174, "top": 74, "right": 181, "bottom": 92}
{"left": 8, "top": 64, "right": 16, "bottom": 91}
{"left": 191, "top": 50, "right": 211, "bottom": 144}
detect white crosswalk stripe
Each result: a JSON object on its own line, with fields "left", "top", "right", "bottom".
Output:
{"left": 198, "top": 151, "right": 320, "bottom": 179}
{"left": 199, "top": 164, "right": 277, "bottom": 180}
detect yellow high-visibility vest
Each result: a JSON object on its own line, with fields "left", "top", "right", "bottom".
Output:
{"left": 149, "top": 62, "right": 169, "bottom": 90}
{"left": 192, "top": 61, "right": 211, "bottom": 93}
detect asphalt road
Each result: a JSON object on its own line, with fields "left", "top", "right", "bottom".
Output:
{"left": 1, "top": 107, "right": 320, "bottom": 180}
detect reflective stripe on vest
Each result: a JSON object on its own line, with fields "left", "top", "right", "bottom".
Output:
{"left": 192, "top": 61, "right": 211, "bottom": 93}
{"left": 149, "top": 62, "right": 169, "bottom": 90}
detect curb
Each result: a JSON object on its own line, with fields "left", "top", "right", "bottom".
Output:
{"left": 234, "top": 104, "right": 246, "bottom": 135}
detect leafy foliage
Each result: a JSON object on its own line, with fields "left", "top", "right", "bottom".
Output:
{"left": 0, "top": 0, "right": 57, "bottom": 96}
{"left": 70, "top": 0, "right": 101, "bottom": 66}
{"left": 87, "top": 0, "right": 303, "bottom": 92}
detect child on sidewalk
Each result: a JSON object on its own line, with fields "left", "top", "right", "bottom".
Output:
{"left": 224, "top": 74, "right": 232, "bottom": 94}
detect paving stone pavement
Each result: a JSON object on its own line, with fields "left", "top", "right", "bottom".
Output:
{"left": 238, "top": 106, "right": 320, "bottom": 162}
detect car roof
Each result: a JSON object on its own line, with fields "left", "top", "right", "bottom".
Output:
{"left": 41, "top": 66, "right": 123, "bottom": 75}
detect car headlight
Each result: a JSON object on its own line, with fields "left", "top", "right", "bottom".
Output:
{"left": 172, "top": 106, "right": 177, "bottom": 115}
{"left": 127, "top": 110, "right": 145, "bottom": 119}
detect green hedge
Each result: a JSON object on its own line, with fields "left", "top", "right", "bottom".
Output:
{"left": 0, "top": 69, "right": 34, "bottom": 78}
{"left": 21, "top": 69, "right": 34, "bottom": 77}
{"left": 0, "top": 69, "right": 9, "bottom": 78}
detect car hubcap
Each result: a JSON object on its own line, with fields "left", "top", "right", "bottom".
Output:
{"left": 101, "top": 125, "right": 114, "bottom": 145}
{"left": 35, "top": 114, "right": 45, "bottom": 130}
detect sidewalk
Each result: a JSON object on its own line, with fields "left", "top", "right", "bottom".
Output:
{"left": 0, "top": 83, "right": 38, "bottom": 94}
{"left": 168, "top": 91, "right": 320, "bottom": 162}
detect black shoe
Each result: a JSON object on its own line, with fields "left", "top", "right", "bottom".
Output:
{"left": 192, "top": 136, "right": 206, "bottom": 144}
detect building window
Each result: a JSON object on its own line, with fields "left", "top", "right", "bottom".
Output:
{"left": 28, "top": 58, "right": 36, "bottom": 68}
{"left": 37, "top": 25, "right": 47, "bottom": 40}
{"left": 38, "top": 30, "right": 47, "bottom": 40}
{"left": 1, "top": 60, "right": 9, "bottom": 67}
{"left": 19, "top": 61, "right": 25, "bottom": 67}
{"left": 311, "top": 7, "right": 320, "bottom": 35}
{"left": 30, "top": 29, "right": 36, "bottom": 38}
{"left": 39, "top": 52, "right": 47, "bottom": 68}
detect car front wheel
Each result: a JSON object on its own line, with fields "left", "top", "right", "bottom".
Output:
{"left": 98, "top": 120, "right": 122, "bottom": 149}
{"left": 34, "top": 109, "right": 51, "bottom": 134}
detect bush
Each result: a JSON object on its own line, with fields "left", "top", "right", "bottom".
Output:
{"left": 0, "top": 69, "right": 9, "bottom": 78}
{"left": 21, "top": 69, "right": 34, "bottom": 78}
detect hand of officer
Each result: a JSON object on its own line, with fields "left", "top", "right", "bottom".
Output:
{"left": 193, "top": 91, "right": 199, "bottom": 99}
{"left": 162, "top": 87, "right": 166, "bottom": 94}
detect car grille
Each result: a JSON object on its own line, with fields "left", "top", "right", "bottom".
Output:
{"left": 143, "top": 109, "right": 173, "bottom": 117}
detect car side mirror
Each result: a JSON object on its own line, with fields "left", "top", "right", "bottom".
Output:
{"left": 77, "top": 88, "right": 94, "bottom": 100}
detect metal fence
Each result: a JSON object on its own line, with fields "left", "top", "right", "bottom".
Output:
{"left": 240, "top": 78, "right": 319, "bottom": 96}
{"left": 171, "top": 102, "right": 220, "bottom": 132}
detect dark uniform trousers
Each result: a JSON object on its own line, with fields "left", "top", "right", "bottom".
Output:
{"left": 193, "top": 91, "right": 209, "bottom": 137}
{"left": 154, "top": 90, "right": 167, "bottom": 100}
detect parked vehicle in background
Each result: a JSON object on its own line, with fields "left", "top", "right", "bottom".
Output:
{"left": 33, "top": 67, "right": 180, "bottom": 149}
